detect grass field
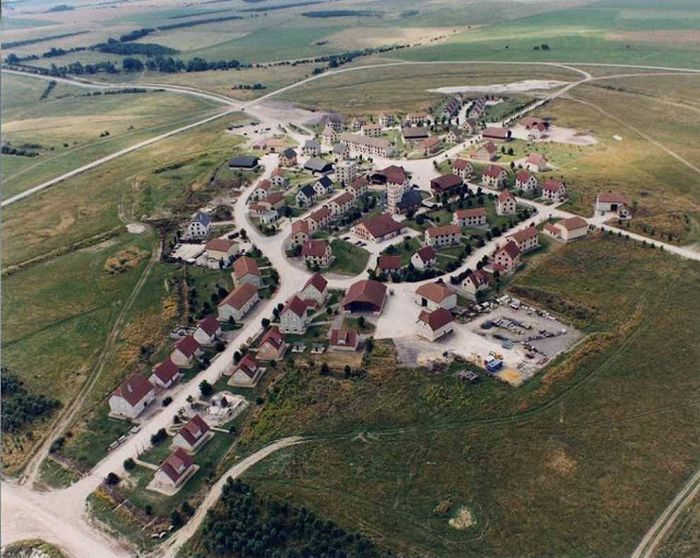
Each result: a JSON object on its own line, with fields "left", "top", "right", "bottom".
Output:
{"left": 1, "top": 74, "right": 221, "bottom": 198}
{"left": 232, "top": 234, "right": 699, "bottom": 556}
{"left": 327, "top": 239, "right": 370, "bottom": 275}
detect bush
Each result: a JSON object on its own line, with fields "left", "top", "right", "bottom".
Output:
{"left": 123, "top": 458, "right": 135, "bottom": 470}
{"left": 162, "top": 396, "right": 173, "bottom": 407}
{"left": 105, "top": 472, "right": 120, "bottom": 485}
{"left": 199, "top": 380, "right": 214, "bottom": 397}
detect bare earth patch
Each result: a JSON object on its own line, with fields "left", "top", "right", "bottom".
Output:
{"left": 607, "top": 30, "right": 700, "bottom": 46}
{"left": 103, "top": 246, "right": 148, "bottom": 274}
{"left": 449, "top": 506, "right": 475, "bottom": 530}
{"left": 546, "top": 448, "right": 578, "bottom": 477}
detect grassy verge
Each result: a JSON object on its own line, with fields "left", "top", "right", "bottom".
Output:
{"left": 327, "top": 239, "right": 370, "bottom": 275}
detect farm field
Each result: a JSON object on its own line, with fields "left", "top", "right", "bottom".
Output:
{"left": 238, "top": 235, "right": 700, "bottom": 556}
{"left": 1, "top": 74, "right": 221, "bottom": 198}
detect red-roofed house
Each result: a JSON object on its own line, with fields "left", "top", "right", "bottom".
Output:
{"left": 430, "top": 174, "right": 463, "bottom": 195}
{"left": 342, "top": 279, "right": 387, "bottom": 314}
{"left": 453, "top": 207, "right": 487, "bottom": 228}
{"left": 290, "top": 219, "right": 311, "bottom": 247}
{"left": 173, "top": 414, "right": 212, "bottom": 453}
{"left": 460, "top": 269, "right": 490, "bottom": 301}
{"left": 470, "top": 141, "right": 498, "bottom": 161}
{"left": 543, "top": 216, "right": 588, "bottom": 242}
{"left": 280, "top": 296, "right": 310, "bottom": 334}
{"left": 218, "top": 283, "right": 260, "bottom": 322}
{"left": 301, "top": 239, "right": 334, "bottom": 268}
{"left": 507, "top": 226, "right": 539, "bottom": 253}
{"left": 496, "top": 190, "right": 517, "bottom": 215}
{"left": 149, "top": 358, "right": 182, "bottom": 389}
{"left": 493, "top": 241, "right": 521, "bottom": 273}
{"left": 109, "top": 373, "right": 155, "bottom": 419}
{"left": 205, "top": 238, "right": 238, "bottom": 262}
{"left": 328, "top": 328, "right": 359, "bottom": 351}
{"left": 421, "top": 136, "right": 442, "bottom": 156}
{"left": 299, "top": 273, "right": 328, "bottom": 305}
{"left": 425, "top": 224, "right": 461, "bottom": 247}
{"left": 232, "top": 256, "right": 262, "bottom": 288}
{"left": 414, "top": 282, "right": 457, "bottom": 311}
{"left": 257, "top": 326, "right": 288, "bottom": 361}
{"left": 411, "top": 246, "right": 437, "bottom": 270}
{"left": 307, "top": 206, "right": 332, "bottom": 231}
{"left": 522, "top": 153, "right": 549, "bottom": 172}
{"left": 171, "top": 335, "right": 202, "bottom": 368}
{"left": 595, "top": 192, "right": 631, "bottom": 219}
{"left": 483, "top": 127, "right": 511, "bottom": 141}
{"left": 154, "top": 448, "right": 196, "bottom": 490}
{"left": 349, "top": 176, "right": 369, "bottom": 198}
{"left": 250, "top": 179, "right": 272, "bottom": 202}
{"left": 416, "top": 308, "right": 455, "bottom": 342}
{"left": 377, "top": 254, "right": 402, "bottom": 272}
{"left": 328, "top": 191, "right": 354, "bottom": 216}
{"left": 271, "top": 167, "right": 289, "bottom": 188}
{"left": 352, "top": 214, "right": 405, "bottom": 243}
{"left": 452, "top": 158, "right": 474, "bottom": 179}
{"left": 194, "top": 315, "right": 221, "bottom": 346}
{"left": 515, "top": 170, "right": 539, "bottom": 192}
{"left": 230, "top": 353, "right": 265, "bottom": 386}
{"left": 542, "top": 179, "right": 567, "bottom": 202}
{"left": 481, "top": 165, "right": 508, "bottom": 189}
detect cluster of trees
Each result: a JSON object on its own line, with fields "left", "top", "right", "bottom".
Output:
{"left": 1, "top": 143, "right": 42, "bottom": 157}
{"left": 143, "top": 56, "right": 242, "bottom": 73}
{"left": 39, "top": 80, "right": 57, "bottom": 100}
{"left": 94, "top": 41, "right": 177, "bottom": 56}
{"left": 119, "top": 28, "right": 155, "bottom": 42}
{"left": 196, "top": 478, "right": 384, "bottom": 557}
{"left": 1, "top": 369, "right": 61, "bottom": 433}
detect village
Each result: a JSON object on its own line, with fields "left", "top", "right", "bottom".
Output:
{"left": 95, "top": 94, "right": 641, "bottom": 505}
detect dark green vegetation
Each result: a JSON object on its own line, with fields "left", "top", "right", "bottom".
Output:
{"left": 1, "top": 369, "right": 60, "bottom": 433}
{"left": 302, "top": 10, "right": 383, "bottom": 18}
{"left": 235, "top": 235, "right": 699, "bottom": 556}
{"left": 2, "top": 539, "right": 67, "bottom": 558}
{"left": 186, "top": 479, "right": 385, "bottom": 558}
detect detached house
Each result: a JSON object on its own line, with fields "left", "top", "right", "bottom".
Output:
{"left": 232, "top": 256, "right": 262, "bottom": 288}
{"left": 301, "top": 239, "right": 334, "bottom": 268}
{"left": 230, "top": 353, "right": 265, "bottom": 386}
{"left": 109, "top": 373, "right": 155, "bottom": 419}
{"left": 271, "top": 168, "right": 289, "bottom": 188}
{"left": 307, "top": 206, "right": 332, "bottom": 231}
{"left": 194, "top": 315, "right": 221, "bottom": 346}
{"left": 352, "top": 213, "right": 405, "bottom": 243}
{"left": 328, "top": 191, "right": 354, "bottom": 216}
{"left": 299, "top": 273, "right": 328, "bottom": 305}
{"left": 280, "top": 296, "right": 310, "bottom": 334}
{"left": 184, "top": 212, "right": 212, "bottom": 240}
{"left": 218, "top": 283, "right": 260, "bottom": 322}
{"left": 507, "top": 226, "right": 539, "bottom": 253}
{"left": 322, "top": 123, "right": 339, "bottom": 144}
{"left": 595, "top": 192, "right": 631, "bottom": 219}
{"left": 515, "top": 170, "right": 539, "bottom": 192}
{"left": 453, "top": 207, "right": 487, "bottom": 228}
{"left": 377, "top": 255, "right": 402, "bottom": 273}
{"left": 411, "top": 245, "right": 437, "bottom": 270}
{"left": 496, "top": 190, "right": 517, "bottom": 215}
{"left": 543, "top": 216, "right": 588, "bottom": 242}
{"left": 416, "top": 308, "right": 455, "bottom": 342}
{"left": 414, "top": 282, "right": 457, "bottom": 311}
{"left": 493, "top": 241, "right": 521, "bottom": 273}
{"left": 257, "top": 326, "right": 288, "bottom": 361}
{"left": 452, "top": 158, "right": 474, "bottom": 179}
{"left": 421, "top": 136, "right": 442, "bottom": 156}
{"left": 173, "top": 414, "right": 211, "bottom": 453}
{"left": 523, "top": 153, "right": 549, "bottom": 172}
{"left": 205, "top": 238, "right": 237, "bottom": 263}
{"left": 171, "top": 335, "right": 202, "bottom": 368}
{"left": 341, "top": 279, "right": 387, "bottom": 314}
{"left": 149, "top": 358, "right": 182, "bottom": 389}
{"left": 483, "top": 127, "right": 511, "bottom": 141}
{"left": 481, "top": 165, "right": 508, "bottom": 189}
{"left": 328, "top": 328, "right": 359, "bottom": 351}
{"left": 279, "top": 148, "right": 297, "bottom": 167}
{"left": 332, "top": 142, "right": 350, "bottom": 161}
{"left": 542, "top": 179, "right": 567, "bottom": 202}
{"left": 296, "top": 184, "right": 317, "bottom": 207}
{"left": 302, "top": 139, "right": 321, "bottom": 157}
{"left": 430, "top": 174, "right": 463, "bottom": 196}
{"left": 460, "top": 269, "right": 489, "bottom": 300}
{"left": 154, "top": 448, "right": 196, "bottom": 490}
{"left": 425, "top": 224, "right": 461, "bottom": 247}
{"left": 470, "top": 141, "right": 498, "bottom": 161}
{"left": 312, "top": 175, "right": 334, "bottom": 197}
{"left": 290, "top": 219, "right": 310, "bottom": 246}
{"left": 250, "top": 179, "right": 272, "bottom": 202}
{"left": 335, "top": 160, "right": 356, "bottom": 184}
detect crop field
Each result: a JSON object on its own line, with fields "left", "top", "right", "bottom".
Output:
{"left": 278, "top": 62, "right": 581, "bottom": 114}
{"left": 1, "top": 112, "right": 249, "bottom": 268}
{"left": 1, "top": 74, "right": 221, "bottom": 198}
{"left": 238, "top": 235, "right": 699, "bottom": 556}
{"left": 398, "top": 1, "right": 700, "bottom": 69}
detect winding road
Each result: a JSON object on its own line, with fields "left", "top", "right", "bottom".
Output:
{"left": 2, "top": 59, "right": 700, "bottom": 557}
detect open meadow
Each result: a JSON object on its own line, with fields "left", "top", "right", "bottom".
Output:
{"left": 234, "top": 235, "right": 700, "bottom": 556}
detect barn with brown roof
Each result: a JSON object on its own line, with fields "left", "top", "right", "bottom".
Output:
{"left": 342, "top": 279, "right": 387, "bottom": 314}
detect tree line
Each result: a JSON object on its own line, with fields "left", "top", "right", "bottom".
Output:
{"left": 1, "top": 368, "right": 61, "bottom": 433}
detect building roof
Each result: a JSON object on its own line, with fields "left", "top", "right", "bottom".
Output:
{"left": 291, "top": 219, "right": 310, "bottom": 235}
{"left": 455, "top": 207, "right": 486, "bottom": 219}
{"left": 263, "top": 192, "right": 284, "bottom": 205}
{"left": 301, "top": 239, "right": 330, "bottom": 258}
{"left": 341, "top": 279, "right": 387, "bottom": 310}
{"left": 431, "top": 173, "right": 463, "bottom": 192}
{"left": 205, "top": 238, "right": 236, "bottom": 253}
{"left": 175, "top": 335, "right": 200, "bottom": 357}
{"left": 378, "top": 165, "right": 407, "bottom": 185}
{"left": 198, "top": 314, "right": 220, "bottom": 336}
{"left": 497, "top": 240, "right": 521, "bottom": 259}
{"left": 339, "top": 133, "right": 390, "bottom": 149}
{"left": 483, "top": 127, "right": 510, "bottom": 139}
{"left": 282, "top": 295, "right": 308, "bottom": 318}
{"left": 309, "top": 206, "right": 331, "bottom": 223}
{"left": 112, "top": 373, "right": 153, "bottom": 407}
{"left": 303, "top": 272, "right": 328, "bottom": 293}
{"left": 483, "top": 164, "right": 506, "bottom": 178}
{"left": 350, "top": 176, "right": 369, "bottom": 190}
{"left": 520, "top": 116, "right": 546, "bottom": 128}
{"left": 304, "top": 157, "right": 333, "bottom": 173}
{"left": 482, "top": 141, "right": 498, "bottom": 154}
{"left": 560, "top": 216, "right": 588, "bottom": 231}
{"left": 192, "top": 212, "right": 211, "bottom": 227}
{"left": 177, "top": 414, "right": 210, "bottom": 447}
{"left": 272, "top": 167, "right": 285, "bottom": 177}
{"left": 415, "top": 281, "right": 455, "bottom": 303}
{"left": 544, "top": 223, "right": 560, "bottom": 236}
{"left": 281, "top": 147, "right": 296, "bottom": 158}
{"left": 377, "top": 255, "right": 402, "bottom": 271}
{"left": 509, "top": 226, "right": 538, "bottom": 244}
{"left": 543, "top": 178, "right": 565, "bottom": 192}
{"left": 333, "top": 191, "right": 354, "bottom": 205}
{"left": 421, "top": 137, "right": 441, "bottom": 148}
{"left": 233, "top": 256, "right": 260, "bottom": 280}
{"left": 152, "top": 358, "right": 180, "bottom": 385}
{"left": 515, "top": 170, "right": 534, "bottom": 182}
{"left": 418, "top": 308, "right": 454, "bottom": 331}
{"left": 452, "top": 158, "right": 472, "bottom": 170}
{"left": 259, "top": 326, "right": 285, "bottom": 350}
{"left": 159, "top": 447, "right": 194, "bottom": 483}
{"left": 526, "top": 153, "right": 548, "bottom": 166}
{"left": 402, "top": 126, "right": 429, "bottom": 139}
{"left": 426, "top": 224, "right": 461, "bottom": 238}
{"left": 332, "top": 142, "right": 348, "bottom": 154}
{"left": 236, "top": 354, "right": 259, "bottom": 378}
{"left": 597, "top": 192, "right": 629, "bottom": 204}
{"left": 414, "top": 245, "right": 436, "bottom": 263}
{"left": 229, "top": 155, "right": 259, "bottom": 168}
{"left": 497, "top": 190, "right": 516, "bottom": 203}
{"left": 356, "top": 213, "right": 404, "bottom": 239}
{"left": 303, "top": 139, "right": 320, "bottom": 149}
{"left": 329, "top": 328, "right": 358, "bottom": 347}
{"left": 256, "top": 179, "right": 272, "bottom": 191}
{"left": 220, "top": 282, "right": 258, "bottom": 310}
{"left": 298, "top": 184, "right": 316, "bottom": 199}
{"left": 316, "top": 175, "right": 333, "bottom": 188}
{"left": 467, "top": 269, "right": 489, "bottom": 287}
